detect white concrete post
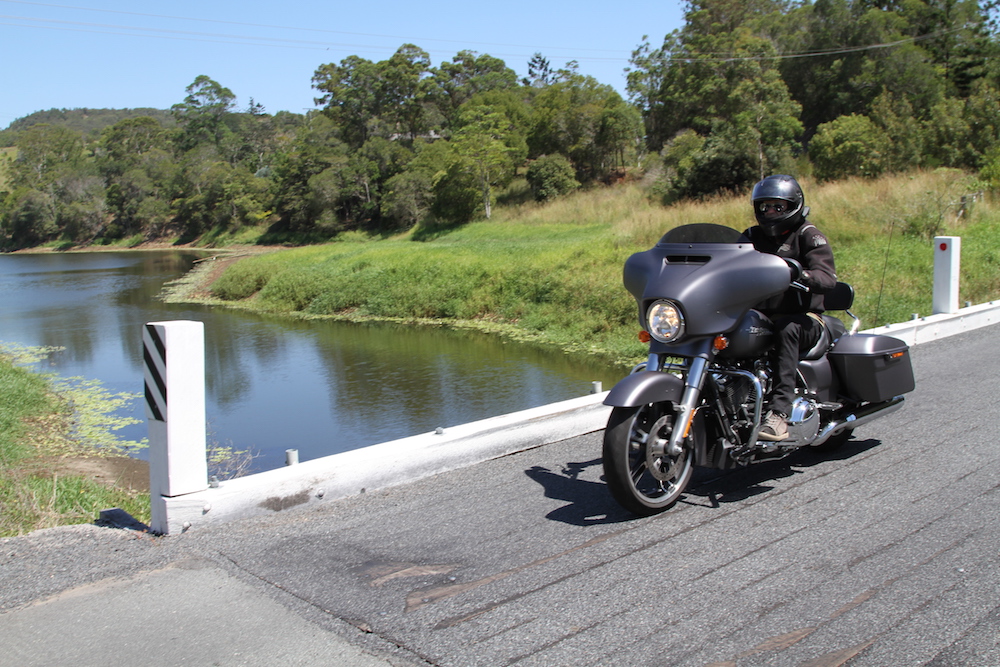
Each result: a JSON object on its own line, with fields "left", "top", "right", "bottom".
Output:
{"left": 144, "top": 320, "right": 207, "bottom": 534}
{"left": 933, "top": 236, "right": 961, "bottom": 315}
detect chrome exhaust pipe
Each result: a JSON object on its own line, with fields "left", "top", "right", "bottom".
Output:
{"left": 811, "top": 395, "right": 906, "bottom": 447}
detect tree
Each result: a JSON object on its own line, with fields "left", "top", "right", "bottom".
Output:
{"left": 171, "top": 75, "right": 237, "bottom": 150}
{"left": 628, "top": 18, "right": 801, "bottom": 195}
{"left": 868, "top": 92, "right": 924, "bottom": 172}
{"left": 904, "top": 0, "right": 993, "bottom": 97}
{"left": 961, "top": 81, "right": 1000, "bottom": 167}
{"left": 386, "top": 138, "right": 452, "bottom": 229}
{"left": 313, "top": 45, "right": 434, "bottom": 148}
{"left": 924, "top": 97, "right": 971, "bottom": 167}
{"left": 595, "top": 101, "right": 644, "bottom": 174}
{"left": 220, "top": 99, "right": 278, "bottom": 171}
{"left": 810, "top": 114, "right": 891, "bottom": 180}
{"left": 426, "top": 50, "right": 520, "bottom": 128}
{"left": 524, "top": 53, "right": 555, "bottom": 87}
{"left": 774, "top": 0, "right": 948, "bottom": 139}
{"left": 526, "top": 154, "right": 580, "bottom": 201}
{"left": 102, "top": 147, "right": 176, "bottom": 237}
{"left": 98, "top": 116, "right": 167, "bottom": 172}
{"left": 451, "top": 104, "right": 524, "bottom": 219}
{"left": 53, "top": 173, "right": 107, "bottom": 242}
{"left": 530, "top": 71, "right": 639, "bottom": 180}
{"left": 273, "top": 115, "right": 349, "bottom": 232}
{"left": 9, "top": 124, "right": 85, "bottom": 190}
{"left": 380, "top": 44, "right": 433, "bottom": 140}
{"left": 1, "top": 189, "right": 57, "bottom": 249}
{"left": 380, "top": 170, "right": 433, "bottom": 229}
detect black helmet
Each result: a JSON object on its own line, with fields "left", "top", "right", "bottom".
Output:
{"left": 751, "top": 174, "right": 807, "bottom": 237}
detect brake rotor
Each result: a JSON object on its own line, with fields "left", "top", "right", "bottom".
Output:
{"left": 645, "top": 414, "right": 683, "bottom": 482}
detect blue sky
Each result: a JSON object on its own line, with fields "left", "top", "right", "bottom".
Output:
{"left": 0, "top": 0, "right": 686, "bottom": 128}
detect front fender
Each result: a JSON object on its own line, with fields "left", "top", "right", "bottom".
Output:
{"left": 604, "top": 371, "right": 684, "bottom": 407}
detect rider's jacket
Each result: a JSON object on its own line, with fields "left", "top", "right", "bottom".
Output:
{"left": 741, "top": 219, "right": 837, "bottom": 315}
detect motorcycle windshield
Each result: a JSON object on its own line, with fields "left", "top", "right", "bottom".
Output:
{"left": 658, "top": 223, "right": 745, "bottom": 244}
{"left": 624, "top": 223, "right": 791, "bottom": 336}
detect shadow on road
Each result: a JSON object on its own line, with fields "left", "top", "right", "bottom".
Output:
{"left": 526, "top": 438, "right": 882, "bottom": 523}
{"left": 682, "top": 437, "right": 883, "bottom": 508}
{"left": 524, "top": 459, "right": 636, "bottom": 526}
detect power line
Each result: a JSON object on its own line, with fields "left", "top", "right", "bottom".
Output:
{"left": 645, "top": 24, "right": 973, "bottom": 64}
{"left": 4, "top": 0, "right": 972, "bottom": 69}
{"left": 0, "top": 14, "right": 385, "bottom": 50}
{"left": 1, "top": 15, "right": 635, "bottom": 66}
{"left": 0, "top": 0, "right": 630, "bottom": 55}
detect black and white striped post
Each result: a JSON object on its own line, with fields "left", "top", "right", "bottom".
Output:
{"left": 143, "top": 320, "right": 208, "bottom": 534}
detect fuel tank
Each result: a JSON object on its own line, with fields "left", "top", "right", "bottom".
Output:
{"left": 717, "top": 309, "right": 774, "bottom": 360}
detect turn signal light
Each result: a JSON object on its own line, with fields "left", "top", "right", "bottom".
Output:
{"left": 888, "top": 351, "right": 905, "bottom": 360}
{"left": 638, "top": 331, "right": 651, "bottom": 343}
{"left": 713, "top": 335, "right": 729, "bottom": 351}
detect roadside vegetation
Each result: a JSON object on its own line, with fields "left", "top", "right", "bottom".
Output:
{"left": 0, "top": 342, "right": 258, "bottom": 536}
{"left": 197, "top": 170, "right": 1000, "bottom": 369}
{"left": 0, "top": 344, "right": 150, "bottom": 537}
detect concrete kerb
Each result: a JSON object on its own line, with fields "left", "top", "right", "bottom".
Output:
{"left": 152, "top": 299, "right": 1000, "bottom": 535}
{"left": 158, "top": 392, "right": 612, "bottom": 534}
{"left": 862, "top": 299, "right": 1000, "bottom": 345}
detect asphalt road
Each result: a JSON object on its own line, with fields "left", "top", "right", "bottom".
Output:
{"left": 2, "top": 324, "right": 999, "bottom": 666}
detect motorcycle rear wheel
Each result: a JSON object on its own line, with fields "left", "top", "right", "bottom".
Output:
{"left": 602, "top": 403, "right": 694, "bottom": 516}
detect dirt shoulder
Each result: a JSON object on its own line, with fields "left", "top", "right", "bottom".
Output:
{"left": 161, "top": 245, "right": 285, "bottom": 302}
{"left": 39, "top": 455, "right": 151, "bottom": 493}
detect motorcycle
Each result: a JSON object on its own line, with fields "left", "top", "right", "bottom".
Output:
{"left": 602, "top": 223, "right": 915, "bottom": 516}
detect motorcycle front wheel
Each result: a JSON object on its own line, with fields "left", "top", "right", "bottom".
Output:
{"left": 602, "top": 403, "right": 694, "bottom": 516}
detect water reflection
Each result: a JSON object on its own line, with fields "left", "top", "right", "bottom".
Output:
{"left": 0, "top": 251, "right": 622, "bottom": 472}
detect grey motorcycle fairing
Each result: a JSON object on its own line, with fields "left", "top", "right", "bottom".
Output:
{"left": 623, "top": 240, "right": 791, "bottom": 336}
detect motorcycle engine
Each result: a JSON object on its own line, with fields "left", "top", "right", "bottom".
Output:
{"left": 719, "top": 373, "right": 756, "bottom": 416}
{"left": 785, "top": 397, "right": 820, "bottom": 444}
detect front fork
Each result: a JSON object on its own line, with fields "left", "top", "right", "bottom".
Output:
{"left": 646, "top": 354, "right": 709, "bottom": 459}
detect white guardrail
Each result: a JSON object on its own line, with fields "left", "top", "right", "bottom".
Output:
{"left": 143, "top": 236, "right": 1000, "bottom": 534}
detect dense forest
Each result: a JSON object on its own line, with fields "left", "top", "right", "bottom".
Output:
{"left": 1, "top": 0, "right": 999, "bottom": 251}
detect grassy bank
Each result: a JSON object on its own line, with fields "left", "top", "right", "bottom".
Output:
{"left": 0, "top": 346, "right": 150, "bottom": 537}
{"left": 198, "top": 170, "right": 1000, "bottom": 369}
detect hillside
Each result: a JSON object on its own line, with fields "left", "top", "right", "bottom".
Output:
{"left": 0, "top": 107, "right": 175, "bottom": 144}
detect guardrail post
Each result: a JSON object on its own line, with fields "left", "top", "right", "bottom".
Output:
{"left": 144, "top": 320, "right": 208, "bottom": 534}
{"left": 933, "top": 236, "right": 961, "bottom": 315}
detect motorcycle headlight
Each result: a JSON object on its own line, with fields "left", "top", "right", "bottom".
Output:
{"left": 646, "top": 300, "right": 685, "bottom": 343}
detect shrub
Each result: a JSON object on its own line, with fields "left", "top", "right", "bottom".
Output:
{"left": 526, "top": 154, "right": 580, "bottom": 202}
{"left": 810, "top": 115, "right": 890, "bottom": 181}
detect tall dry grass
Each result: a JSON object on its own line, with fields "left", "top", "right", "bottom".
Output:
{"left": 493, "top": 170, "right": 983, "bottom": 251}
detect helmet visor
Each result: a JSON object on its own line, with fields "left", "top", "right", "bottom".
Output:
{"left": 757, "top": 201, "right": 789, "bottom": 214}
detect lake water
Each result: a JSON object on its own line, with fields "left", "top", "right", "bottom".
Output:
{"left": 0, "top": 250, "right": 622, "bottom": 471}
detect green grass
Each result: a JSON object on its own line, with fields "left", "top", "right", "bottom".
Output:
{"left": 210, "top": 222, "right": 641, "bottom": 364}
{"left": 0, "top": 348, "right": 150, "bottom": 537}
{"left": 205, "top": 170, "right": 1000, "bottom": 370}
{"left": 0, "top": 358, "right": 56, "bottom": 465}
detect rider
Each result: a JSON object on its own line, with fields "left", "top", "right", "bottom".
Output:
{"left": 741, "top": 175, "right": 837, "bottom": 441}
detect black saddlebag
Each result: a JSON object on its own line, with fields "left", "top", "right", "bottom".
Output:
{"left": 828, "top": 334, "right": 915, "bottom": 403}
